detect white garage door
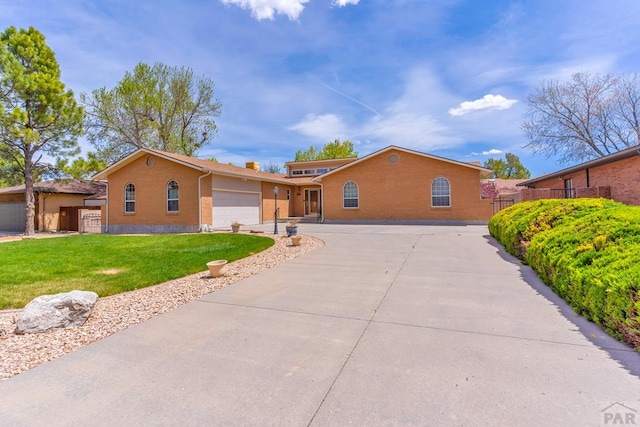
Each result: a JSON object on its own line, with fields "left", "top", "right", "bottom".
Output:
{"left": 212, "top": 191, "right": 260, "bottom": 228}
{"left": 0, "top": 202, "right": 26, "bottom": 231}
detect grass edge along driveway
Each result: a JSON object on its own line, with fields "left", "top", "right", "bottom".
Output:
{"left": 0, "top": 233, "right": 274, "bottom": 310}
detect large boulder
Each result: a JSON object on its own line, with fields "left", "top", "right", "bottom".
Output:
{"left": 15, "top": 290, "right": 98, "bottom": 334}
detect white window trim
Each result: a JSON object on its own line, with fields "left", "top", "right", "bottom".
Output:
{"left": 431, "top": 177, "right": 451, "bottom": 208}
{"left": 343, "top": 181, "right": 359, "bottom": 209}
{"left": 124, "top": 183, "right": 135, "bottom": 214}
{"left": 167, "top": 180, "right": 179, "bottom": 213}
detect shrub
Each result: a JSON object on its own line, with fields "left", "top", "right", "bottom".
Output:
{"left": 489, "top": 199, "right": 640, "bottom": 349}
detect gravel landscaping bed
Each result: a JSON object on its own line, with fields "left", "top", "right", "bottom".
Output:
{"left": 0, "top": 233, "right": 323, "bottom": 381}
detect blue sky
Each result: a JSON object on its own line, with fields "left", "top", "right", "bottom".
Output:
{"left": 3, "top": 0, "right": 640, "bottom": 176}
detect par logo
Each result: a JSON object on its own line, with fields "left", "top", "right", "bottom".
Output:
{"left": 602, "top": 402, "right": 637, "bottom": 425}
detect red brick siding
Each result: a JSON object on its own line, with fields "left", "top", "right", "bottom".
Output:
{"left": 261, "top": 182, "right": 294, "bottom": 221}
{"left": 526, "top": 155, "right": 640, "bottom": 205}
{"left": 589, "top": 156, "right": 640, "bottom": 205}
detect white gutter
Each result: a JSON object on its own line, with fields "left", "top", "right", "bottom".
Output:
{"left": 198, "top": 172, "right": 212, "bottom": 231}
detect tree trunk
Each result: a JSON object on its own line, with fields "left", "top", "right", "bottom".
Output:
{"left": 23, "top": 158, "right": 36, "bottom": 237}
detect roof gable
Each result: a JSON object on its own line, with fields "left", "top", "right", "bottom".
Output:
{"left": 312, "top": 145, "right": 491, "bottom": 181}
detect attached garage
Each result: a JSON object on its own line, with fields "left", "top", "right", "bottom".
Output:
{"left": 0, "top": 202, "right": 26, "bottom": 231}
{"left": 212, "top": 190, "right": 261, "bottom": 228}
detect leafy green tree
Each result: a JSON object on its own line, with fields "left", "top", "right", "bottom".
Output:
{"left": 319, "top": 139, "right": 358, "bottom": 159}
{"left": 294, "top": 145, "right": 319, "bottom": 162}
{"left": 82, "top": 62, "right": 222, "bottom": 163}
{"left": 294, "top": 139, "right": 358, "bottom": 161}
{"left": 0, "top": 157, "right": 24, "bottom": 187}
{"left": 0, "top": 27, "right": 83, "bottom": 235}
{"left": 483, "top": 153, "right": 531, "bottom": 179}
{"left": 55, "top": 152, "right": 108, "bottom": 180}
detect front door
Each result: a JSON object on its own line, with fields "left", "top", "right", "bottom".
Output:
{"left": 305, "top": 189, "right": 321, "bottom": 216}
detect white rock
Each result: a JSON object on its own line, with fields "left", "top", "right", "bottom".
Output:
{"left": 15, "top": 290, "right": 98, "bottom": 334}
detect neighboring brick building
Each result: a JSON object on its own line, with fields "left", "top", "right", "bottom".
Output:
{"left": 518, "top": 146, "right": 640, "bottom": 205}
{"left": 92, "top": 145, "right": 493, "bottom": 233}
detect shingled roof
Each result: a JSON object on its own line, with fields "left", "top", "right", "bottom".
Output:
{"left": 0, "top": 179, "right": 106, "bottom": 197}
{"left": 93, "top": 148, "right": 315, "bottom": 185}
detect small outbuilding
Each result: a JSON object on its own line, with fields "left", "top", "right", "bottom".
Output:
{"left": 0, "top": 180, "right": 105, "bottom": 232}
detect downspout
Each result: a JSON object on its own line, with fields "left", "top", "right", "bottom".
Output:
{"left": 198, "top": 172, "right": 212, "bottom": 231}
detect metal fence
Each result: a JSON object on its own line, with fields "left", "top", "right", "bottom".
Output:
{"left": 492, "top": 198, "right": 515, "bottom": 214}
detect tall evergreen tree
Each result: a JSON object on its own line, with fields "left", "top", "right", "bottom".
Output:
{"left": 0, "top": 27, "right": 83, "bottom": 235}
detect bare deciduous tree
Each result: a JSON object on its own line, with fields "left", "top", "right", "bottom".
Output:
{"left": 522, "top": 72, "right": 640, "bottom": 164}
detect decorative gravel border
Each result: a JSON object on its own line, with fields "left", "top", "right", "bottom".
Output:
{"left": 0, "top": 233, "right": 324, "bottom": 381}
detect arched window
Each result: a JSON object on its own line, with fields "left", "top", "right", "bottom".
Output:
{"left": 431, "top": 177, "right": 450, "bottom": 207}
{"left": 167, "top": 180, "right": 179, "bottom": 212}
{"left": 124, "top": 183, "right": 135, "bottom": 213}
{"left": 343, "top": 181, "right": 359, "bottom": 208}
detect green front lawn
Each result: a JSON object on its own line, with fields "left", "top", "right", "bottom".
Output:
{"left": 0, "top": 233, "right": 274, "bottom": 309}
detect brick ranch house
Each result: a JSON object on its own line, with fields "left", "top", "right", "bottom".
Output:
{"left": 517, "top": 145, "right": 640, "bottom": 205}
{"left": 92, "top": 145, "right": 493, "bottom": 233}
{"left": 0, "top": 180, "right": 105, "bottom": 232}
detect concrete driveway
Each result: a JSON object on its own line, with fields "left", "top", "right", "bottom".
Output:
{"left": 1, "top": 224, "right": 639, "bottom": 426}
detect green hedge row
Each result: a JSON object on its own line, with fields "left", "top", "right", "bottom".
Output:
{"left": 489, "top": 199, "right": 640, "bottom": 350}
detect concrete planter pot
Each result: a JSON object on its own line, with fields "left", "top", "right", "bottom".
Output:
{"left": 291, "top": 235, "right": 302, "bottom": 246}
{"left": 286, "top": 226, "right": 298, "bottom": 237}
{"left": 207, "top": 260, "right": 228, "bottom": 277}
{"left": 231, "top": 224, "right": 241, "bottom": 233}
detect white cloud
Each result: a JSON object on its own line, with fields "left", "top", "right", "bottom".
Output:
{"left": 288, "top": 67, "right": 524, "bottom": 155}
{"left": 289, "top": 66, "right": 464, "bottom": 152}
{"left": 471, "top": 149, "right": 503, "bottom": 156}
{"left": 288, "top": 113, "right": 350, "bottom": 142}
{"left": 361, "top": 112, "right": 460, "bottom": 151}
{"left": 220, "top": 0, "right": 309, "bottom": 20}
{"left": 448, "top": 94, "right": 517, "bottom": 116}
{"left": 333, "top": 0, "right": 359, "bottom": 6}
{"left": 358, "top": 67, "right": 463, "bottom": 150}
